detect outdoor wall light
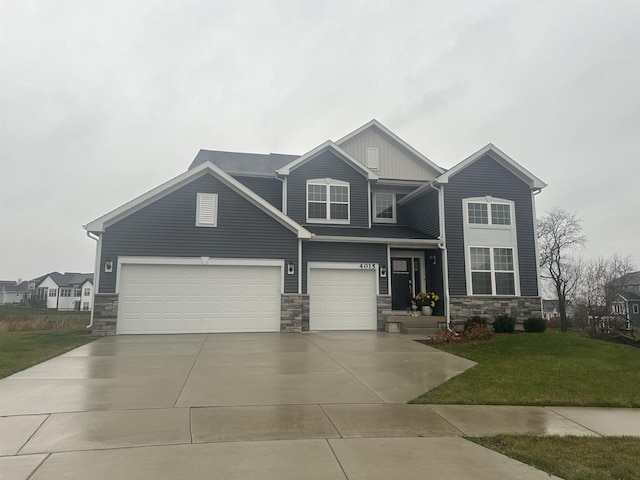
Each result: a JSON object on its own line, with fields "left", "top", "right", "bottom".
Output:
{"left": 105, "top": 259, "right": 113, "bottom": 273}
{"left": 287, "top": 263, "right": 295, "bottom": 275}
{"left": 379, "top": 265, "right": 387, "bottom": 278}
{"left": 429, "top": 255, "right": 437, "bottom": 265}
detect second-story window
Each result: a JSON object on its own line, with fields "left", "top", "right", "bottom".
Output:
{"left": 306, "top": 179, "right": 350, "bottom": 223}
{"left": 373, "top": 192, "right": 396, "bottom": 223}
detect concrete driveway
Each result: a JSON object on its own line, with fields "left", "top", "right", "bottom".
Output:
{"left": 0, "top": 332, "right": 573, "bottom": 479}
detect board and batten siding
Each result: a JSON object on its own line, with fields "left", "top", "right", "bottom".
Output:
{"left": 286, "top": 150, "right": 369, "bottom": 227}
{"left": 403, "top": 189, "right": 440, "bottom": 237}
{"left": 99, "top": 174, "right": 298, "bottom": 294}
{"left": 233, "top": 176, "right": 282, "bottom": 211}
{"left": 302, "top": 242, "right": 388, "bottom": 295}
{"left": 340, "top": 127, "right": 436, "bottom": 181}
{"left": 443, "top": 154, "right": 539, "bottom": 296}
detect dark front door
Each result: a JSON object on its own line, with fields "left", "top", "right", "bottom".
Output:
{"left": 391, "top": 258, "right": 412, "bottom": 310}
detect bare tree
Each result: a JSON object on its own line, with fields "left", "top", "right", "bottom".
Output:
{"left": 578, "top": 254, "right": 635, "bottom": 331}
{"left": 538, "top": 208, "right": 587, "bottom": 332}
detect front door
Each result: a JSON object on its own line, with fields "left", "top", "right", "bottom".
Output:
{"left": 391, "top": 258, "right": 412, "bottom": 310}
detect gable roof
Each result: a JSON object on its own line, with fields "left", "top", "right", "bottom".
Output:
{"left": 336, "top": 119, "right": 445, "bottom": 176}
{"left": 276, "top": 141, "right": 379, "bottom": 180}
{"left": 5, "top": 281, "right": 29, "bottom": 293}
{"left": 436, "top": 144, "right": 547, "bottom": 190}
{"left": 84, "top": 161, "right": 312, "bottom": 239}
{"left": 37, "top": 272, "right": 93, "bottom": 288}
{"left": 189, "top": 150, "right": 298, "bottom": 176}
{"left": 617, "top": 292, "right": 640, "bottom": 302}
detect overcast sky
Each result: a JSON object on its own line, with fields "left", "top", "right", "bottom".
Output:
{"left": 1, "top": 0, "right": 639, "bottom": 282}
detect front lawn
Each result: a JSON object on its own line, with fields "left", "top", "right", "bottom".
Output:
{"left": 411, "top": 330, "right": 640, "bottom": 407}
{"left": 0, "top": 330, "right": 95, "bottom": 378}
{"left": 471, "top": 435, "right": 640, "bottom": 480}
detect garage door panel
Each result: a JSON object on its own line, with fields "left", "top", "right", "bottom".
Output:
{"left": 118, "top": 263, "right": 281, "bottom": 334}
{"left": 309, "top": 268, "right": 377, "bottom": 331}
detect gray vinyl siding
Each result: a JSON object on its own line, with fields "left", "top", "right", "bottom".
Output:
{"left": 233, "top": 175, "right": 282, "bottom": 210}
{"left": 302, "top": 242, "right": 388, "bottom": 295}
{"left": 443, "top": 153, "right": 538, "bottom": 296}
{"left": 424, "top": 248, "right": 445, "bottom": 316}
{"left": 99, "top": 173, "right": 298, "bottom": 294}
{"left": 403, "top": 189, "right": 440, "bottom": 237}
{"left": 287, "top": 151, "right": 369, "bottom": 227}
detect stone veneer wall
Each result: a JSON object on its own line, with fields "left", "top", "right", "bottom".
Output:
{"left": 450, "top": 295, "right": 543, "bottom": 322}
{"left": 377, "top": 295, "right": 392, "bottom": 331}
{"left": 281, "top": 294, "right": 308, "bottom": 333}
{"left": 92, "top": 293, "right": 119, "bottom": 336}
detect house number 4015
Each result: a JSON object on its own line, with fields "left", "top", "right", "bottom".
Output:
{"left": 359, "top": 264, "right": 377, "bottom": 270}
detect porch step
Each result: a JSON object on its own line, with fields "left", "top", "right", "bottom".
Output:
{"left": 385, "top": 315, "right": 446, "bottom": 335}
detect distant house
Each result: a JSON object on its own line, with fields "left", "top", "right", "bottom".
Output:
{"left": 0, "top": 280, "right": 28, "bottom": 305}
{"left": 542, "top": 299, "right": 573, "bottom": 321}
{"left": 611, "top": 271, "right": 640, "bottom": 327}
{"left": 28, "top": 272, "right": 94, "bottom": 311}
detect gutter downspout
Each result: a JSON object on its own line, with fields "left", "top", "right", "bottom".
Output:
{"left": 85, "top": 230, "right": 101, "bottom": 330}
{"left": 428, "top": 183, "right": 451, "bottom": 329}
{"left": 274, "top": 173, "right": 287, "bottom": 215}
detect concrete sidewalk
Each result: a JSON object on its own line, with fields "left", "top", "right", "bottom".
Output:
{"left": 2, "top": 403, "right": 639, "bottom": 479}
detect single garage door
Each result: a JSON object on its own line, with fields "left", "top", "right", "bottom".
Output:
{"left": 309, "top": 268, "right": 377, "bottom": 330}
{"left": 118, "top": 263, "right": 281, "bottom": 334}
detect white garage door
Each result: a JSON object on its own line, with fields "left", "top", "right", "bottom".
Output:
{"left": 118, "top": 263, "right": 281, "bottom": 334}
{"left": 309, "top": 268, "right": 377, "bottom": 330}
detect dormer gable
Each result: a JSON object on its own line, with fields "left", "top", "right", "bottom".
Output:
{"left": 336, "top": 120, "right": 444, "bottom": 181}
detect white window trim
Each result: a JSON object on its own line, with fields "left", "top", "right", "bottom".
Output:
{"left": 464, "top": 196, "right": 514, "bottom": 228}
{"left": 196, "top": 193, "right": 218, "bottom": 227}
{"left": 372, "top": 192, "right": 396, "bottom": 224}
{"left": 306, "top": 178, "right": 350, "bottom": 224}
{"left": 466, "top": 245, "right": 521, "bottom": 296}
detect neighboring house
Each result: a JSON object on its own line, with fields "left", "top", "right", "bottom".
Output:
{"left": 542, "top": 299, "right": 573, "bottom": 321}
{"left": 28, "top": 272, "right": 94, "bottom": 311}
{"left": 611, "top": 271, "right": 640, "bottom": 327}
{"left": 84, "top": 119, "right": 546, "bottom": 335}
{"left": 0, "top": 280, "right": 28, "bottom": 304}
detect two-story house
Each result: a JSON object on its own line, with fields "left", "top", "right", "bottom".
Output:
{"left": 85, "top": 120, "right": 546, "bottom": 335}
{"left": 611, "top": 271, "right": 640, "bottom": 327}
{"left": 30, "top": 272, "right": 94, "bottom": 311}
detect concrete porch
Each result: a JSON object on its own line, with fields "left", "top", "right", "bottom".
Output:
{"left": 385, "top": 315, "right": 447, "bottom": 335}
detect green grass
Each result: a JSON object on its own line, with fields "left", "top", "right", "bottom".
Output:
{"left": 0, "top": 330, "right": 95, "bottom": 378}
{"left": 411, "top": 330, "right": 640, "bottom": 407}
{"left": 471, "top": 435, "right": 640, "bottom": 480}
{"left": 0, "top": 305, "right": 90, "bottom": 331}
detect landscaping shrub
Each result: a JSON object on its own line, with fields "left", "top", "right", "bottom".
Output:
{"left": 523, "top": 317, "right": 547, "bottom": 333}
{"left": 463, "top": 324, "right": 495, "bottom": 342}
{"left": 548, "top": 317, "right": 561, "bottom": 329}
{"left": 428, "top": 329, "right": 459, "bottom": 345}
{"left": 464, "top": 315, "right": 488, "bottom": 331}
{"left": 493, "top": 314, "right": 516, "bottom": 333}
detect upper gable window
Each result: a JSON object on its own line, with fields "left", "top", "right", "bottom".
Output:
{"left": 466, "top": 198, "right": 512, "bottom": 226}
{"left": 366, "top": 147, "right": 379, "bottom": 170}
{"left": 306, "top": 179, "right": 350, "bottom": 224}
{"left": 373, "top": 192, "right": 396, "bottom": 223}
{"left": 196, "top": 193, "right": 218, "bottom": 227}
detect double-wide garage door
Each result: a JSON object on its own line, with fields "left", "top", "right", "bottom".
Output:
{"left": 308, "top": 267, "right": 377, "bottom": 330}
{"left": 118, "top": 264, "right": 281, "bottom": 334}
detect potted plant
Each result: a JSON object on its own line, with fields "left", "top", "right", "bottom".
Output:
{"left": 414, "top": 292, "right": 440, "bottom": 316}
